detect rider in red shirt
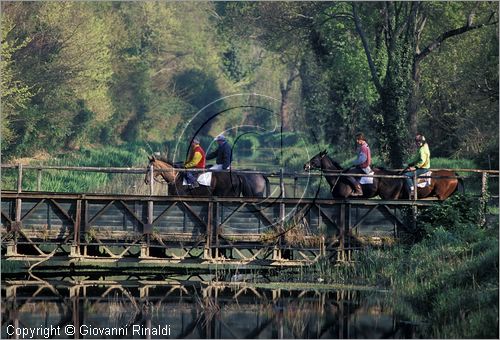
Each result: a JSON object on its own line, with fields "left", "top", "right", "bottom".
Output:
{"left": 184, "top": 138, "right": 206, "bottom": 188}
{"left": 348, "top": 132, "right": 372, "bottom": 196}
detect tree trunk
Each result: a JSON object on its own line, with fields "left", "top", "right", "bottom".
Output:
{"left": 279, "top": 84, "right": 291, "bottom": 131}
{"left": 379, "top": 22, "right": 416, "bottom": 167}
{"left": 408, "top": 59, "right": 421, "bottom": 137}
{"left": 279, "top": 67, "right": 299, "bottom": 131}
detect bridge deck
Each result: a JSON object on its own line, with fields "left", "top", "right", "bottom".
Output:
{"left": 1, "top": 191, "right": 437, "bottom": 269}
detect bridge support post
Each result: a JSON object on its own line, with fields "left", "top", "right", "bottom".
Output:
{"left": 479, "top": 172, "right": 488, "bottom": 227}
{"left": 17, "top": 163, "right": 23, "bottom": 193}
{"left": 140, "top": 244, "right": 149, "bottom": 258}
{"left": 337, "top": 203, "right": 346, "bottom": 262}
{"left": 204, "top": 201, "right": 213, "bottom": 260}
{"left": 70, "top": 245, "right": 80, "bottom": 258}
{"left": 36, "top": 168, "right": 42, "bottom": 191}
{"left": 6, "top": 243, "right": 17, "bottom": 257}
{"left": 273, "top": 246, "right": 281, "bottom": 261}
{"left": 71, "top": 199, "right": 82, "bottom": 258}
{"left": 149, "top": 164, "right": 155, "bottom": 195}
{"left": 347, "top": 203, "right": 352, "bottom": 262}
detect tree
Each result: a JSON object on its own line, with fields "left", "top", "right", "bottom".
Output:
{"left": 0, "top": 15, "right": 32, "bottom": 154}
{"left": 351, "top": 2, "right": 498, "bottom": 166}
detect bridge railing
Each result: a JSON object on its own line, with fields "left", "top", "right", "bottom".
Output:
{"left": 1, "top": 163, "right": 498, "bottom": 202}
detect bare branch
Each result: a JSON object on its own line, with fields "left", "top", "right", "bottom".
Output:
{"left": 416, "top": 17, "right": 498, "bottom": 62}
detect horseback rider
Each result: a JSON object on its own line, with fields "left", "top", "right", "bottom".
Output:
{"left": 206, "top": 134, "right": 232, "bottom": 170}
{"left": 184, "top": 138, "right": 206, "bottom": 188}
{"left": 404, "top": 133, "right": 431, "bottom": 196}
{"left": 346, "top": 132, "right": 371, "bottom": 197}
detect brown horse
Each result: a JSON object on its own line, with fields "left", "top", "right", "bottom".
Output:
{"left": 144, "top": 156, "right": 242, "bottom": 196}
{"left": 400, "top": 169, "right": 463, "bottom": 200}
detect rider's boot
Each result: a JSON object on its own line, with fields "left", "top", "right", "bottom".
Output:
{"left": 351, "top": 183, "right": 363, "bottom": 197}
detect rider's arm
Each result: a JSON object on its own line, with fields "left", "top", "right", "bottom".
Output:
{"left": 221, "top": 144, "right": 231, "bottom": 169}
{"left": 407, "top": 150, "right": 421, "bottom": 167}
{"left": 206, "top": 149, "right": 217, "bottom": 160}
{"left": 185, "top": 151, "right": 203, "bottom": 168}
{"left": 352, "top": 150, "right": 367, "bottom": 166}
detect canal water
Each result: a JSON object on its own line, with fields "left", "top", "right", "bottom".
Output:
{"left": 1, "top": 276, "right": 420, "bottom": 339}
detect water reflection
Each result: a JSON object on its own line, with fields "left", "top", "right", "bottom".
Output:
{"left": 2, "top": 279, "right": 417, "bottom": 339}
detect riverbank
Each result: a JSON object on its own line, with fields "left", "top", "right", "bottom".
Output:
{"left": 302, "top": 194, "right": 499, "bottom": 338}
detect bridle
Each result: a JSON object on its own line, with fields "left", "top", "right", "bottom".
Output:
{"left": 148, "top": 161, "right": 178, "bottom": 184}
{"left": 309, "top": 153, "right": 343, "bottom": 193}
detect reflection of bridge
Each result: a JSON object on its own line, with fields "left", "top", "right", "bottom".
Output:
{"left": 1, "top": 280, "right": 416, "bottom": 339}
{"left": 1, "top": 191, "right": 439, "bottom": 269}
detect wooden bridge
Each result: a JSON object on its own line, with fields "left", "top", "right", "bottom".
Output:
{"left": 1, "top": 164, "right": 497, "bottom": 269}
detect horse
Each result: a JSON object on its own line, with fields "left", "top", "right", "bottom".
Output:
{"left": 399, "top": 168, "right": 463, "bottom": 200}
{"left": 238, "top": 171, "right": 271, "bottom": 198}
{"left": 304, "top": 150, "right": 462, "bottom": 200}
{"left": 303, "top": 150, "right": 404, "bottom": 199}
{"left": 144, "top": 156, "right": 242, "bottom": 197}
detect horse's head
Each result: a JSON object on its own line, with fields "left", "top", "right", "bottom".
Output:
{"left": 144, "top": 155, "right": 177, "bottom": 185}
{"left": 304, "top": 149, "right": 328, "bottom": 171}
{"left": 304, "top": 150, "right": 343, "bottom": 172}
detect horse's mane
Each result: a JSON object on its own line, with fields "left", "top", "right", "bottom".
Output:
{"left": 157, "top": 156, "right": 173, "bottom": 165}
{"left": 149, "top": 156, "right": 174, "bottom": 167}
{"left": 324, "top": 155, "right": 343, "bottom": 170}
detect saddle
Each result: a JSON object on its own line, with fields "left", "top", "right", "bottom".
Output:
{"left": 182, "top": 172, "right": 212, "bottom": 186}
{"left": 359, "top": 171, "right": 375, "bottom": 185}
{"left": 416, "top": 170, "right": 432, "bottom": 188}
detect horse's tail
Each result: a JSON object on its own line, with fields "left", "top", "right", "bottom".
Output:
{"left": 238, "top": 174, "right": 253, "bottom": 197}
{"left": 455, "top": 174, "right": 465, "bottom": 195}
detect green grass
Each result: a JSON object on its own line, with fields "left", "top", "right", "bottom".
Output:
{"left": 2, "top": 144, "right": 151, "bottom": 193}
{"left": 431, "top": 157, "right": 478, "bottom": 170}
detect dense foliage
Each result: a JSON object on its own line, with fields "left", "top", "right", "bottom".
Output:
{"left": 2, "top": 2, "right": 498, "bottom": 169}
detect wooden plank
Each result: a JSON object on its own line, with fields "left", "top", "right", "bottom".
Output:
{"left": 49, "top": 199, "right": 75, "bottom": 223}
{"left": 351, "top": 205, "right": 379, "bottom": 230}
{"left": 1, "top": 210, "right": 13, "bottom": 224}
{"left": 19, "top": 199, "right": 46, "bottom": 222}
{"left": 117, "top": 200, "right": 144, "bottom": 226}
{"left": 87, "top": 200, "right": 115, "bottom": 225}
{"left": 315, "top": 203, "right": 340, "bottom": 232}
{"left": 152, "top": 202, "right": 178, "bottom": 225}
{"left": 219, "top": 203, "right": 247, "bottom": 226}
{"left": 248, "top": 203, "right": 274, "bottom": 226}
{"left": 181, "top": 202, "right": 207, "bottom": 229}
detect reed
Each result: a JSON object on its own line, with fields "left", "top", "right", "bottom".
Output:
{"left": 304, "top": 194, "right": 499, "bottom": 338}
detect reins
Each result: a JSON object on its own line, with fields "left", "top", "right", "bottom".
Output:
{"left": 321, "top": 155, "right": 343, "bottom": 192}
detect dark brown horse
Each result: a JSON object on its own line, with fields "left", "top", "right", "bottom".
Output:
{"left": 238, "top": 171, "right": 270, "bottom": 198}
{"left": 145, "top": 156, "right": 242, "bottom": 196}
{"left": 303, "top": 150, "right": 403, "bottom": 199}
{"left": 304, "top": 150, "right": 462, "bottom": 200}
